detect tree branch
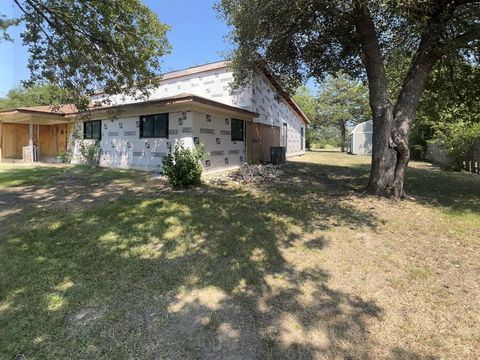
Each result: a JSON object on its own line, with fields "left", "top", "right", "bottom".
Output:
{"left": 440, "top": 26, "right": 480, "bottom": 52}
{"left": 393, "top": 1, "right": 460, "bottom": 132}
{"left": 352, "top": 0, "right": 391, "bottom": 115}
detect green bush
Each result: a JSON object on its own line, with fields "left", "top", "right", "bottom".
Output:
{"left": 79, "top": 140, "right": 100, "bottom": 166}
{"left": 433, "top": 104, "right": 480, "bottom": 168}
{"left": 58, "top": 151, "right": 73, "bottom": 163}
{"left": 409, "top": 144, "right": 425, "bottom": 160}
{"left": 162, "top": 145, "right": 205, "bottom": 187}
{"left": 310, "top": 141, "right": 339, "bottom": 149}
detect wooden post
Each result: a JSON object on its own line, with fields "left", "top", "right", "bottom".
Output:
{"left": 0, "top": 121, "right": 2, "bottom": 162}
{"left": 28, "top": 123, "right": 33, "bottom": 162}
{"left": 475, "top": 140, "right": 480, "bottom": 174}
{"left": 36, "top": 124, "right": 40, "bottom": 162}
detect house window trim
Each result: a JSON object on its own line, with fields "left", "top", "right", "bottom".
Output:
{"left": 231, "top": 118, "right": 245, "bottom": 142}
{"left": 139, "top": 113, "right": 169, "bottom": 139}
{"left": 84, "top": 120, "right": 102, "bottom": 140}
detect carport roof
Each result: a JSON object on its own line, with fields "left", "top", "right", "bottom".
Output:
{"left": 0, "top": 104, "right": 78, "bottom": 124}
{"left": 0, "top": 104, "right": 78, "bottom": 116}
{"left": 0, "top": 94, "right": 259, "bottom": 123}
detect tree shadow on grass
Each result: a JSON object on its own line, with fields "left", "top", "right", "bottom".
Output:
{"left": 281, "top": 160, "right": 371, "bottom": 195}
{"left": 0, "top": 165, "right": 155, "bottom": 212}
{"left": 0, "top": 159, "right": 445, "bottom": 359}
{"left": 404, "top": 164, "right": 480, "bottom": 214}
{"left": 286, "top": 157, "right": 480, "bottom": 215}
{"left": 0, "top": 164, "right": 148, "bottom": 188}
{"left": 0, "top": 182, "right": 388, "bottom": 359}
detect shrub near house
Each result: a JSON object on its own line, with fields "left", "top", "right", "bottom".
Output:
{"left": 162, "top": 145, "right": 205, "bottom": 187}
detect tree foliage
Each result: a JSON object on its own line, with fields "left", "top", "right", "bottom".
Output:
{"left": 406, "top": 57, "right": 480, "bottom": 159}
{"left": 0, "top": 83, "right": 71, "bottom": 110}
{"left": 434, "top": 108, "right": 480, "bottom": 163}
{"left": 217, "top": 0, "right": 480, "bottom": 199}
{"left": 293, "top": 86, "right": 318, "bottom": 148}
{"left": 293, "top": 85, "right": 316, "bottom": 121}
{"left": 0, "top": 13, "right": 19, "bottom": 41}
{"left": 2, "top": 0, "right": 170, "bottom": 110}
{"left": 218, "top": 1, "right": 479, "bottom": 89}
{"left": 316, "top": 72, "right": 370, "bottom": 152}
{"left": 293, "top": 77, "right": 370, "bottom": 151}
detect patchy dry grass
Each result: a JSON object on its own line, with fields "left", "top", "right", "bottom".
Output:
{"left": 0, "top": 163, "right": 149, "bottom": 189}
{"left": 1, "top": 152, "right": 479, "bottom": 359}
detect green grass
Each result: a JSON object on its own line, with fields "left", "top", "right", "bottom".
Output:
{"left": 1, "top": 153, "right": 479, "bottom": 359}
{"left": 0, "top": 164, "right": 66, "bottom": 188}
{"left": 0, "top": 163, "right": 149, "bottom": 189}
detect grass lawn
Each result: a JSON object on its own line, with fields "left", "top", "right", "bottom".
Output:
{"left": 1, "top": 153, "right": 479, "bottom": 359}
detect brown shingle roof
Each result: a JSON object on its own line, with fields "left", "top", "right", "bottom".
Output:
{"left": 0, "top": 104, "right": 79, "bottom": 116}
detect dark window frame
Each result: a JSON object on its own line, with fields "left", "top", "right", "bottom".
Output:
{"left": 231, "top": 118, "right": 244, "bottom": 142}
{"left": 84, "top": 120, "right": 102, "bottom": 140}
{"left": 139, "top": 113, "right": 169, "bottom": 139}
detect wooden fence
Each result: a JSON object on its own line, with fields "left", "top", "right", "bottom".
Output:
{"left": 426, "top": 142, "right": 453, "bottom": 167}
{"left": 426, "top": 140, "right": 480, "bottom": 174}
{"left": 458, "top": 140, "right": 480, "bottom": 174}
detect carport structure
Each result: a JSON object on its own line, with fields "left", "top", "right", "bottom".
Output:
{"left": 0, "top": 105, "right": 76, "bottom": 163}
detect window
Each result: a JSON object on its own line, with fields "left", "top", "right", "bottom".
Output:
{"left": 140, "top": 113, "right": 169, "bottom": 138}
{"left": 231, "top": 118, "right": 244, "bottom": 141}
{"left": 84, "top": 120, "right": 101, "bottom": 140}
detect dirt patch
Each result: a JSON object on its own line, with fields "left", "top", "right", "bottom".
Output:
{"left": 206, "top": 164, "right": 283, "bottom": 185}
{"left": 68, "top": 308, "right": 104, "bottom": 328}
{"left": 0, "top": 173, "right": 170, "bottom": 213}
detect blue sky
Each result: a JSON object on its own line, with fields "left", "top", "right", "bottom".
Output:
{"left": 0, "top": 0, "right": 231, "bottom": 96}
{"left": 0, "top": 1, "right": 315, "bottom": 97}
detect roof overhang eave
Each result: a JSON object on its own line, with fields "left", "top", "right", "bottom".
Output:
{"left": 71, "top": 95, "right": 259, "bottom": 121}
{"left": 0, "top": 110, "right": 74, "bottom": 125}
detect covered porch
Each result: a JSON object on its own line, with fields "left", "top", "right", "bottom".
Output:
{"left": 0, "top": 108, "right": 74, "bottom": 163}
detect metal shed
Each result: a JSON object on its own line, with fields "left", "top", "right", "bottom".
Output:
{"left": 349, "top": 120, "right": 373, "bottom": 155}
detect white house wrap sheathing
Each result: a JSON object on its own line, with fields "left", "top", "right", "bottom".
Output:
{"left": 93, "top": 61, "right": 307, "bottom": 158}
{"left": 191, "top": 111, "right": 246, "bottom": 171}
{"left": 73, "top": 109, "right": 246, "bottom": 173}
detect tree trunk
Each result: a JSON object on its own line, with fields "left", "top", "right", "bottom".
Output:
{"left": 340, "top": 123, "right": 346, "bottom": 152}
{"left": 353, "top": 1, "right": 397, "bottom": 196}
{"left": 366, "top": 106, "right": 397, "bottom": 196}
{"left": 354, "top": 0, "right": 453, "bottom": 199}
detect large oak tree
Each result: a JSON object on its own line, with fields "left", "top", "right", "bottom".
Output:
{"left": 217, "top": 0, "right": 480, "bottom": 199}
{"left": 1, "top": 0, "right": 170, "bottom": 109}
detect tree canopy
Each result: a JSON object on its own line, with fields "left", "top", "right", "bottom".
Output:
{"left": 316, "top": 73, "right": 370, "bottom": 152}
{"left": 293, "top": 86, "right": 320, "bottom": 149}
{"left": 293, "top": 85, "right": 316, "bottom": 122}
{"left": 415, "top": 58, "right": 480, "bottom": 163}
{"left": 217, "top": 0, "right": 480, "bottom": 199}
{"left": 0, "top": 83, "right": 70, "bottom": 110}
{"left": 1, "top": 0, "right": 171, "bottom": 109}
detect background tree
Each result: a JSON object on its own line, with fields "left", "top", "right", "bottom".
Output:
{"left": 316, "top": 72, "right": 370, "bottom": 152}
{"left": 418, "top": 58, "right": 480, "bottom": 165}
{"left": 1, "top": 0, "right": 170, "bottom": 109}
{"left": 0, "top": 83, "right": 70, "bottom": 110}
{"left": 293, "top": 85, "right": 317, "bottom": 149}
{"left": 217, "top": 0, "right": 480, "bottom": 199}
